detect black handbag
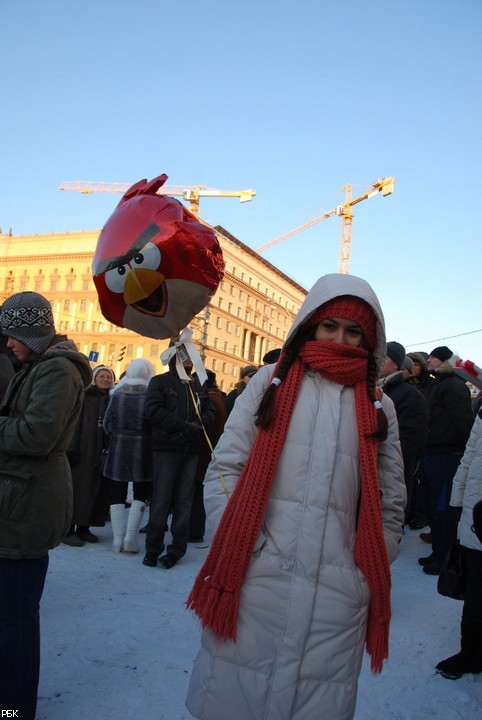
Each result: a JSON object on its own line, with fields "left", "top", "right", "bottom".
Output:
{"left": 437, "top": 540, "right": 466, "bottom": 601}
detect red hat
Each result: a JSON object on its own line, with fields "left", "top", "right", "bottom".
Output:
{"left": 306, "top": 296, "right": 377, "bottom": 351}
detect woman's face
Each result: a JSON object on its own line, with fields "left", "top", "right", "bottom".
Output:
{"left": 315, "top": 317, "right": 364, "bottom": 347}
{"left": 412, "top": 360, "right": 422, "bottom": 377}
{"left": 95, "top": 370, "right": 113, "bottom": 391}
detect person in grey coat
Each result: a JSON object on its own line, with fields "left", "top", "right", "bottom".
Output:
{"left": 186, "top": 273, "right": 406, "bottom": 720}
{"left": 0, "top": 292, "right": 91, "bottom": 720}
{"left": 103, "top": 358, "right": 155, "bottom": 553}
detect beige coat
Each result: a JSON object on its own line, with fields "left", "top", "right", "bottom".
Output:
{"left": 186, "top": 274, "right": 406, "bottom": 720}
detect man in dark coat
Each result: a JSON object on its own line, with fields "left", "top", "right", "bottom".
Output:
{"left": 378, "top": 341, "right": 428, "bottom": 519}
{"left": 417, "top": 345, "right": 474, "bottom": 575}
{"left": 0, "top": 292, "right": 92, "bottom": 719}
{"left": 143, "top": 345, "right": 215, "bottom": 568}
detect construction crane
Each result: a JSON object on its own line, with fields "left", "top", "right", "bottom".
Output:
{"left": 58, "top": 180, "right": 256, "bottom": 216}
{"left": 256, "top": 177, "right": 395, "bottom": 274}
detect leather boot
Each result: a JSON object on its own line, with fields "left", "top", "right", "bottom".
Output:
{"left": 123, "top": 500, "right": 146, "bottom": 553}
{"left": 110, "top": 504, "right": 126, "bottom": 554}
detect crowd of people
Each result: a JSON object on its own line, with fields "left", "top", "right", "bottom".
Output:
{"left": 0, "top": 282, "right": 481, "bottom": 719}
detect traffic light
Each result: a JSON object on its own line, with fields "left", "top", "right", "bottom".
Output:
{"left": 118, "top": 345, "right": 126, "bottom": 362}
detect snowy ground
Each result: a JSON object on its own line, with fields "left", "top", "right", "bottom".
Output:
{"left": 36, "top": 515, "right": 482, "bottom": 720}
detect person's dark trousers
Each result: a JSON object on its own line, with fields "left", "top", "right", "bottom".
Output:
{"left": 460, "top": 548, "right": 482, "bottom": 666}
{"left": 190, "top": 476, "right": 206, "bottom": 540}
{"left": 146, "top": 451, "right": 198, "bottom": 561}
{"left": 419, "top": 452, "right": 462, "bottom": 566}
{"left": 0, "top": 555, "right": 49, "bottom": 720}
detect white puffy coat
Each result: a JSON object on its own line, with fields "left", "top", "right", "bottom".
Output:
{"left": 451, "top": 415, "right": 482, "bottom": 551}
{"left": 186, "top": 274, "right": 406, "bottom": 720}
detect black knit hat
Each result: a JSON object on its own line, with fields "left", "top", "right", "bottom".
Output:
{"left": 429, "top": 346, "right": 453, "bottom": 363}
{"left": 0, "top": 292, "right": 56, "bottom": 354}
{"left": 386, "top": 341, "right": 406, "bottom": 370}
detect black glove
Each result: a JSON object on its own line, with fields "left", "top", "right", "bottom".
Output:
{"left": 185, "top": 422, "right": 202, "bottom": 441}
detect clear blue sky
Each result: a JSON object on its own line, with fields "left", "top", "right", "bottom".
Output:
{"left": 1, "top": 0, "right": 481, "bottom": 362}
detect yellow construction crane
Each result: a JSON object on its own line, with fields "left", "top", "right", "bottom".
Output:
{"left": 58, "top": 180, "right": 256, "bottom": 216}
{"left": 256, "top": 177, "right": 395, "bottom": 274}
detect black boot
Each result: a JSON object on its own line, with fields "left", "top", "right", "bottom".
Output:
{"left": 436, "top": 621, "right": 482, "bottom": 679}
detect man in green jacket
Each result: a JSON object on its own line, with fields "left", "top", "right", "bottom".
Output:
{"left": 0, "top": 292, "right": 92, "bottom": 719}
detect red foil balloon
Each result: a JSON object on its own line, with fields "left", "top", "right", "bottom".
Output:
{"left": 92, "top": 174, "right": 224, "bottom": 339}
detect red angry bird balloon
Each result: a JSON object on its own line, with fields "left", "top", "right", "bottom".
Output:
{"left": 92, "top": 174, "right": 225, "bottom": 339}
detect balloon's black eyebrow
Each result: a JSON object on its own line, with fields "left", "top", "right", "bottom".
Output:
{"left": 96, "top": 223, "right": 160, "bottom": 274}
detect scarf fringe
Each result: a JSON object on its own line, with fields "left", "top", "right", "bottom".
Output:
{"left": 366, "top": 619, "right": 390, "bottom": 674}
{"left": 187, "top": 580, "right": 238, "bottom": 641}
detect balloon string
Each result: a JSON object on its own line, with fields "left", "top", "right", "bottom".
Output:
{"left": 186, "top": 379, "right": 230, "bottom": 499}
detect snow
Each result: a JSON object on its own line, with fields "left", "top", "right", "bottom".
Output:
{"left": 36, "top": 515, "right": 482, "bottom": 720}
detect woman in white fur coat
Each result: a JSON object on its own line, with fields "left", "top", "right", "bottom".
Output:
{"left": 186, "top": 273, "right": 406, "bottom": 720}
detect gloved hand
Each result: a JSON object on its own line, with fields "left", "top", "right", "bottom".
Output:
{"left": 185, "top": 422, "right": 202, "bottom": 441}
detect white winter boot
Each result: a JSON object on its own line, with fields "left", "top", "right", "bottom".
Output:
{"left": 110, "top": 504, "right": 127, "bottom": 554}
{"left": 123, "top": 500, "right": 146, "bottom": 553}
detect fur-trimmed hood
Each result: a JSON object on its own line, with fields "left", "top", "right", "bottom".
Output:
{"left": 433, "top": 354, "right": 461, "bottom": 375}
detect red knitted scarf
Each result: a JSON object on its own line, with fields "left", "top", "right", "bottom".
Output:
{"left": 187, "top": 341, "right": 391, "bottom": 673}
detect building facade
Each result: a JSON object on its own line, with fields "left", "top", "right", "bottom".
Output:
{"left": 0, "top": 226, "right": 307, "bottom": 391}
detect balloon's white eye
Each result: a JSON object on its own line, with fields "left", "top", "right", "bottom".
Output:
{"left": 132, "top": 242, "right": 161, "bottom": 270}
{"left": 105, "top": 264, "right": 130, "bottom": 293}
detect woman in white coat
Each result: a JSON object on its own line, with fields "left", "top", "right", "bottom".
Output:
{"left": 436, "top": 411, "right": 482, "bottom": 679}
{"left": 186, "top": 273, "right": 406, "bottom": 720}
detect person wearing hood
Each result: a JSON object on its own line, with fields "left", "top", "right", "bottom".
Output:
{"left": 378, "top": 341, "right": 428, "bottom": 519}
{"left": 407, "top": 351, "right": 434, "bottom": 395}
{"left": 186, "top": 274, "right": 406, "bottom": 720}
{"left": 64, "top": 364, "right": 116, "bottom": 546}
{"left": 103, "top": 358, "right": 155, "bottom": 553}
{"left": 0, "top": 291, "right": 92, "bottom": 720}
{"left": 417, "top": 346, "right": 474, "bottom": 576}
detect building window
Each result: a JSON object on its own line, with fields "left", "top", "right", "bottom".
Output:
{"left": 20, "top": 281, "right": 27, "bottom": 291}
{"left": 83, "top": 280, "right": 90, "bottom": 291}
{"left": 235, "top": 325, "right": 240, "bottom": 336}
{"left": 226, "top": 321, "right": 231, "bottom": 332}
{"left": 224, "top": 341, "right": 228, "bottom": 352}
{"left": 239, "top": 291, "right": 244, "bottom": 300}
{"left": 64, "top": 300, "right": 70, "bottom": 311}
{"left": 216, "top": 317, "right": 222, "bottom": 329}
{"left": 228, "top": 302, "right": 233, "bottom": 314}
{"left": 80, "top": 299, "right": 87, "bottom": 311}
{"left": 222, "top": 362, "right": 227, "bottom": 373}
{"left": 51, "top": 280, "right": 58, "bottom": 291}
{"left": 213, "top": 337, "right": 218, "bottom": 348}
{"left": 66, "top": 281, "right": 73, "bottom": 292}
{"left": 212, "top": 359, "right": 217, "bottom": 370}
{"left": 218, "top": 297, "right": 223, "bottom": 309}
{"left": 127, "top": 345, "right": 134, "bottom": 357}
{"left": 150, "top": 345, "right": 159, "bottom": 357}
